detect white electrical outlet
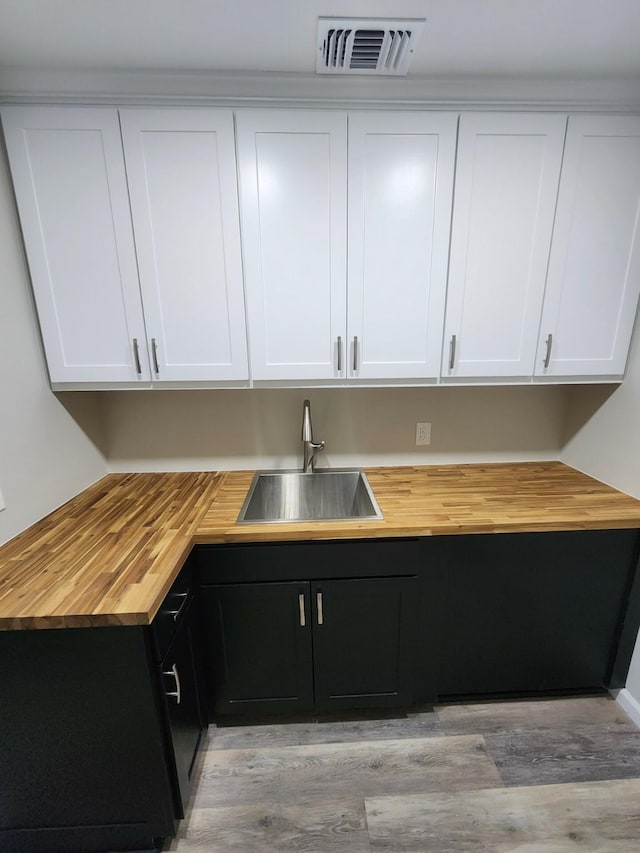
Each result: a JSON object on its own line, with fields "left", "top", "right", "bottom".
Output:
{"left": 0, "top": 487, "right": 5, "bottom": 512}
{"left": 415, "top": 422, "right": 431, "bottom": 446}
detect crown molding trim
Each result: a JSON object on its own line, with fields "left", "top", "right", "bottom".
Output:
{"left": 1, "top": 67, "right": 640, "bottom": 111}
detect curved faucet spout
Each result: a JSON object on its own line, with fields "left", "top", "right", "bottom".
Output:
{"left": 301, "top": 400, "right": 326, "bottom": 472}
{"left": 301, "top": 399, "right": 313, "bottom": 442}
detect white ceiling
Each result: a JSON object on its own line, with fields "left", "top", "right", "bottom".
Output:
{"left": 1, "top": 0, "right": 640, "bottom": 78}
{"left": 0, "top": 0, "right": 640, "bottom": 77}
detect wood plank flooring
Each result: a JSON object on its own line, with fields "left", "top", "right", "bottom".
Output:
{"left": 366, "top": 780, "right": 640, "bottom": 852}
{"left": 164, "top": 696, "right": 640, "bottom": 852}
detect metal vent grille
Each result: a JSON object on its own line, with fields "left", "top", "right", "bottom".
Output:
{"left": 317, "top": 18, "right": 425, "bottom": 75}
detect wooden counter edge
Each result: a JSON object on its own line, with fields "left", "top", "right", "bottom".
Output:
{"left": 193, "top": 516, "right": 640, "bottom": 544}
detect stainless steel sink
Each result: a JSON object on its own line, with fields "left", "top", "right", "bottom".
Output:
{"left": 236, "top": 470, "right": 383, "bottom": 524}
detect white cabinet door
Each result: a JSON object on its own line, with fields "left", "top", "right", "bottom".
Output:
{"left": 347, "top": 112, "right": 457, "bottom": 380}
{"left": 535, "top": 116, "right": 640, "bottom": 379}
{"left": 443, "top": 113, "right": 567, "bottom": 379}
{"left": 236, "top": 110, "right": 347, "bottom": 381}
{"left": 120, "top": 109, "right": 248, "bottom": 382}
{"left": 1, "top": 106, "right": 150, "bottom": 384}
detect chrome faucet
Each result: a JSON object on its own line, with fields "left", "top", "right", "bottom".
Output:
{"left": 301, "top": 399, "right": 325, "bottom": 473}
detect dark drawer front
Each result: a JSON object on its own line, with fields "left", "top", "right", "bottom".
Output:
{"left": 151, "top": 560, "right": 193, "bottom": 661}
{"left": 196, "top": 538, "right": 421, "bottom": 585}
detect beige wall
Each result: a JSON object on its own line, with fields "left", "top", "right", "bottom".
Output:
{"left": 0, "top": 144, "right": 108, "bottom": 545}
{"left": 562, "top": 323, "right": 640, "bottom": 703}
{"left": 103, "top": 384, "right": 568, "bottom": 472}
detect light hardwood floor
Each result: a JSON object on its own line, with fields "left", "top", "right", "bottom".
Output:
{"left": 164, "top": 696, "right": 640, "bottom": 852}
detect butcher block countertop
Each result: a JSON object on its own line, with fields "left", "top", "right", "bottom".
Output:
{"left": 2, "top": 462, "right": 640, "bottom": 631}
{"left": 0, "top": 472, "right": 224, "bottom": 631}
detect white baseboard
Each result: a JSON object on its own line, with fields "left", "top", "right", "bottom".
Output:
{"left": 611, "top": 688, "right": 640, "bottom": 728}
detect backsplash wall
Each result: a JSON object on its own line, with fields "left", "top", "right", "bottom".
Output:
{"left": 103, "top": 384, "right": 568, "bottom": 473}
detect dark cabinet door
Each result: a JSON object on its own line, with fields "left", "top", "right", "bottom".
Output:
{"left": 431, "top": 530, "right": 639, "bottom": 697}
{"left": 162, "top": 599, "right": 206, "bottom": 816}
{"left": 202, "top": 582, "right": 314, "bottom": 715}
{"left": 311, "top": 577, "right": 418, "bottom": 710}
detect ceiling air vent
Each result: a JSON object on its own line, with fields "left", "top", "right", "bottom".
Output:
{"left": 317, "top": 18, "right": 425, "bottom": 76}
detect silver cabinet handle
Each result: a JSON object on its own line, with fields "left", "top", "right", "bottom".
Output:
{"left": 133, "top": 338, "right": 142, "bottom": 375}
{"left": 166, "top": 591, "right": 189, "bottom": 622}
{"left": 337, "top": 336, "right": 343, "bottom": 373}
{"left": 316, "top": 591, "right": 324, "bottom": 626}
{"left": 449, "top": 334, "right": 457, "bottom": 371}
{"left": 298, "top": 593, "right": 306, "bottom": 627}
{"left": 543, "top": 333, "right": 553, "bottom": 369}
{"left": 352, "top": 336, "right": 359, "bottom": 372}
{"left": 163, "top": 663, "right": 181, "bottom": 705}
{"left": 151, "top": 337, "right": 160, "bottom": 374}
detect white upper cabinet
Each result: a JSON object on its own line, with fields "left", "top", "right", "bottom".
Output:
{"left": 347, "top": 112, "right": 457, "bottom": 380}
{"left": 5, "top": 104, "right": 640, "bottom": 390}
{"left": 443, "top": 113, "right": 567, "bottom": 379}
{"left": 237, "top": 109, "right": 457, "bottom": 383}
{"left": 1, "top": 106, "right": 150, "bottom": 384}
{"left": 236, "top": 110, "right": 347, "bottom": 381}
{"left": 3, "top": 106, "right": 248, "bottom": 387}
{"left": 535, "top": 115, "right": 640, "bottom": 379}
{"left": 120, "top": 109, "right": 248, "bottom": 382}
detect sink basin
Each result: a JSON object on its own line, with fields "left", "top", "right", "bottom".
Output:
{"left": 236, "top": 470, "right": 383, "bottom": 524}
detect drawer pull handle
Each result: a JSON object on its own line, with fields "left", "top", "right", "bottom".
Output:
{"left": 167, "top": 591, "right": 189, "bottom": 622}
{"left": 298, "top": 593, "right": 306, "bottom": 627}
{"left": 317, "top": 591, "right": 324, "bottom": 626}
{"left": 543, "top": 333, "right": 553, "bottom": 369}
{"left": 132, "top": 338, "right": 142, "bottom": 375}
{"left": 163, "top": 663, "right": 181, "bottom": 705}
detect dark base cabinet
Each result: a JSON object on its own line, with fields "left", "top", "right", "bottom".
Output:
{"left": 424, "top": 529, "right": 640, "bottom": 698}
{"left": 2, "top": 529, "right": 639, "bottom": 851}
{"left": 197, "top": 540, "right": 421, "bottom": 716}
{"left": 197, "top": 529, "right": 640, "bottom": 715}
{"left": 0, "top": 561, "right": 207, "bottom": 853}
{"left": 0, "top": 626, "right": 175, "bottom": 853}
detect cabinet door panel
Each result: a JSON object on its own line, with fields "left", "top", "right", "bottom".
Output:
{"left": 444, "top": 113, "right": 566, "bottom": 379}
{"left": 120, "top": 109, "right": 248, "bottom": 382}
{"left": 536, "top": 116, "right": 640, "bottom": 378}
{"left": 348, "top": 112, "right": 457, "bottom": 379}
{"left": 430, "top": 530, "right": 637, "bottom": 697}
{"left": 236, "top": 110, "right": 347, "bottom": 380}
{"left": 162, "top": 600, "right": 206, "bottom": 818}
{"left": 202, "top": 582, "right": 314, "bottom": 715}
{"left": 1, "top": 106, "right": 149, "bottom": 383}
{"left": 312, "top": 577, "right": 417, "bottom": 710}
